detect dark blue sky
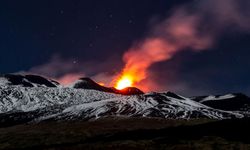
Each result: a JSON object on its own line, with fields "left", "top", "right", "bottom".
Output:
{"left": 0, "top": 0, "right": 250, "bottom": 96}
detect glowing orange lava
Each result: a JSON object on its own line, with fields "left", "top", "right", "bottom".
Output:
{"left": 115, "top": 75, "right": 133, "bottom": 90}
{"left": 98, "top": 82, "right": 105, "bottom": 86}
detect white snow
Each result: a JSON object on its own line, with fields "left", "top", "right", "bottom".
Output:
{"left": 200, "top": 94, "right": 236, "bottom": 103}
{"left": 0, "top": 86, "right": 122, "bottom": 113}
{"left": 0, "top": 77, "right": 10, "bottom": 86}
{"left": 0, "top": 84, "right": 246, "bottom": 122}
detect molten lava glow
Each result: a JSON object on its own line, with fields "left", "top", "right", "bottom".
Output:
{"left": 98, "top": 82, "right": 105, "bottom": 86}
{"left": 115, "top": 75, "right": 133, "bottom": 90}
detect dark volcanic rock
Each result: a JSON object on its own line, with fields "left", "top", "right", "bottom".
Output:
{"left": 72, "top": 77, "right": 118, "bottom": 93}
{"left": 192, "top": 93, "right": 250, "bottom": 111}
{"left": 3, "top": 74, "right": 33, "bottom": 87}
{"left": 71, "top": 77, "right": 144, "bottom": 95}
{"left": 2, "top": 74, "right": 58, "bottom": 87}
{"left": 119, "top": 87, "right": 144, "bottom": 95}
{"left": 25, "top": 75, "right": 58, "bottom": 87}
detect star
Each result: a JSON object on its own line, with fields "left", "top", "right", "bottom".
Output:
{"left": 89, "top": 43, "right": 93, "bottom": 47}
{"left": 128, "top": 19, "right": 133, "bottom": 24}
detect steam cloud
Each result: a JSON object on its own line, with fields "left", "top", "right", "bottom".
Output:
{"left": 120, "top": 0, "right": 250, "bottom": 91}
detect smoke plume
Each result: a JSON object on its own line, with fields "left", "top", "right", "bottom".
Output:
{"left": 23, "top": 0, "right": 250, "bottom": 92}
{"left": 118, "top": 0, "right": 250, "bottom": 91}
{"left": 24, "top": 55, "right": 119, "bottom": 86}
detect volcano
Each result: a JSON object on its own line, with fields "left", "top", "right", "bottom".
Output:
{"left": 0, "top": 74, "right": 250, "bottom": 127}
{"left": 69, "top": 77, "right": 144, "bottom": 95}
{"left": 1, "top": 74, "right": 250, "bottom": 149}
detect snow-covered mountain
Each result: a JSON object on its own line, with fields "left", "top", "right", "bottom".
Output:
{"left": 69, "top": 77, "right": 144, "bottom": 95}
{"left": 0, "top": 74, "right": 59, "bottom": 87}
{"left": 191, "top": 93, "right": 250, "bottom": 111}
{"left": 0, "top": 74, "right": 249, "bottom": 126}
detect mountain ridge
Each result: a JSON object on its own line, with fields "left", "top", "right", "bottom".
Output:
{"left": 0, "top": 74, "right": 144, "bottom": 95}
{"left": 0, "top": 74, "right": 249, "bottom": 127}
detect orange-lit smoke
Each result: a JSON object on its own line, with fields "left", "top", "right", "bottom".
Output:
{"left": 114, "top": 10, "right": 212, "bottom": 91}
{"left": 25, "top": 0, "right": 250, "bottom": 92}
{"left": 114, "top": 0, "right": 250, "bottom": 91}
{"left": 57, "top": 73, "right": 84, "bottom": 85}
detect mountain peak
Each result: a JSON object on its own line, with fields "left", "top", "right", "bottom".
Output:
{"left": 71, "top": 77, "right": 101, "bottom": 89}
{"left": 192, "top": 93, "right": 250, "bottom": 111}
{"left": 118, "top": 87, "right": 144, "bottom": 95}
{"left": 0, "top": 73, "right": 250, "bottom": 126}
{"left": 0, "top": 74, "right": 144, "bottom": 95}
{"left": 0, "top": 74, "right": 59, "bottom": 87}
{"left": 70, "top": 77, "right": 144, "bottom": 95}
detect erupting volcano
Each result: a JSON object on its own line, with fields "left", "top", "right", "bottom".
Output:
{"left": 1, "top": 0, "right": 250, "bottom": 149}
{"left": 115, "top": 75, "right": 133, "bottom": 90}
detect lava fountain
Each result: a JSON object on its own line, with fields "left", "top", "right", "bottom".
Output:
{"left": 115, "top": 74, "right": 133, "bottom": 90}
{"left": 112, "top": 0, "right": 250, "bottom": 91}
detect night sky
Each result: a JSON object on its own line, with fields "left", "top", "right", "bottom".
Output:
{"left": 0, "top": 0, "right": 250, "bottom": 96}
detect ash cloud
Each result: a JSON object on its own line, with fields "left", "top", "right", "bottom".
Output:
{"left": 22, "top": 0, "right": 250, "bottom": 94}
{"left": 120, "top": 0, "right": 250, "bottom": 92}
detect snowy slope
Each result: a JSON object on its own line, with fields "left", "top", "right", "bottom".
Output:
{"left": 0, "top": 77, "right": 10, "bottom": 86}
{"left": 0, "top": 74, "right": 59, "bottom": 87}
{"left": 192, "top": 93, "right": 250, "bottom": 111}
{"left": 44, "top": 92, "right": 243, "bottom": 121}
{"left": 0, "top": 86, "right": 121, "bottom": 113}
{"left": 0, "top": 85, "right": 245, "bottom": 123}
{"left": 0, "top": 74, "right": 249, "bottom": 126}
